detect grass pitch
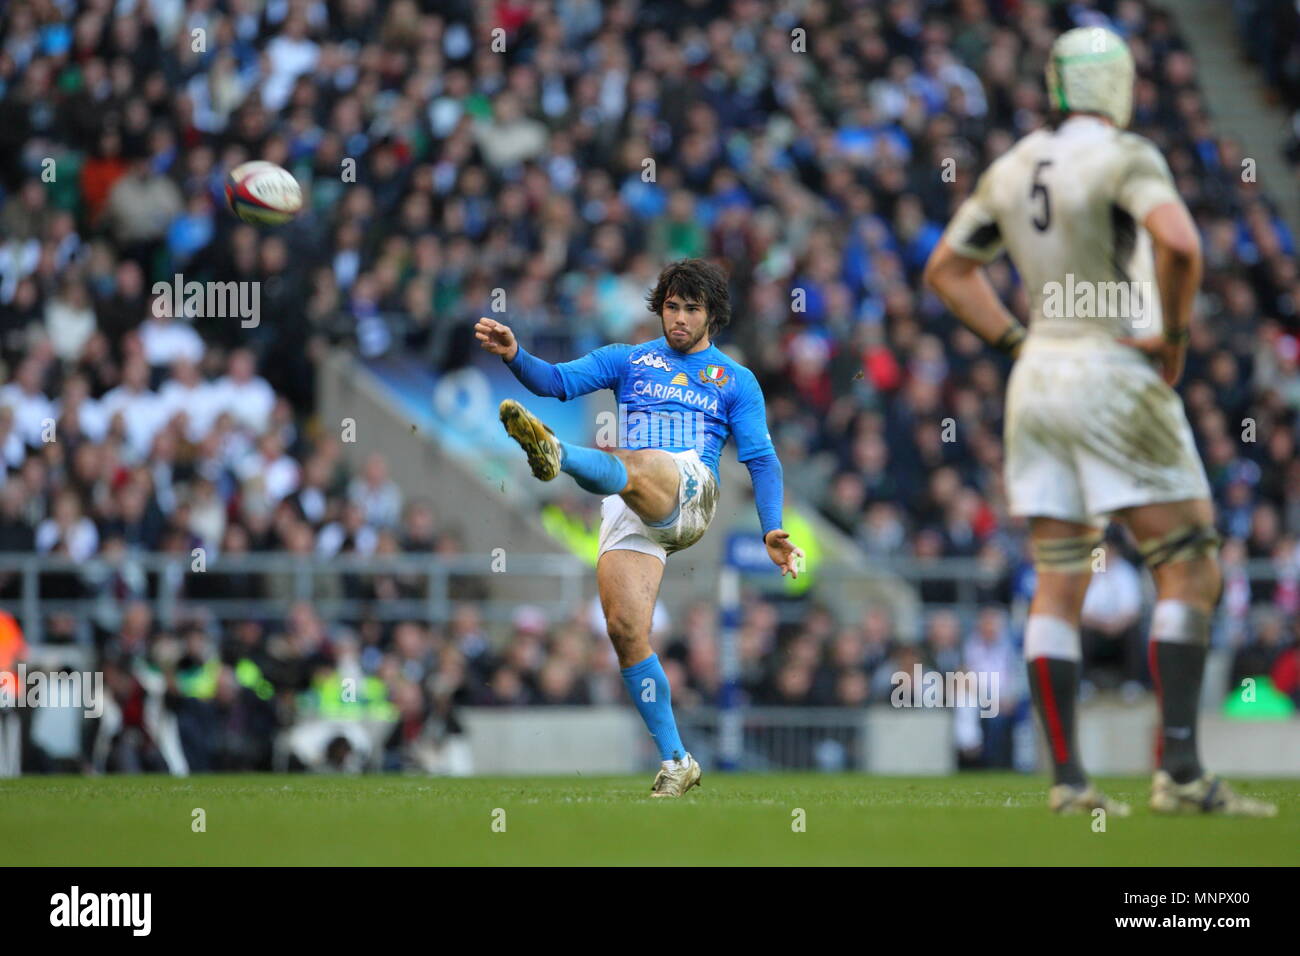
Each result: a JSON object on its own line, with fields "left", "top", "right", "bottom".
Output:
{"left": 2, "top": 773, "right": 1297, "bottom": 866}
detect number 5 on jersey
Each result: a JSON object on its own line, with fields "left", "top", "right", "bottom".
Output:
{"left": 1031, "top": 159, "right": 1053, "bottom": 231}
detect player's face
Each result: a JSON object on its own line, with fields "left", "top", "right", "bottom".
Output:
{"left": 661, "top": 294, "right": 711, "bottom": 353}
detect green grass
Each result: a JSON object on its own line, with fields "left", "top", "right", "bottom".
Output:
{"left": 2, "top": 773, "right": 1297, "bottom": 866}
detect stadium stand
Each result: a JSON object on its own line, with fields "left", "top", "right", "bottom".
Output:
{"left": 0, "top": 0, "right": 1296, "bottom": 774}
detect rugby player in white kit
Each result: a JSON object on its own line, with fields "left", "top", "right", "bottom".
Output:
{"left": 924, "top": 27, "right": 1275, "bottom": 816}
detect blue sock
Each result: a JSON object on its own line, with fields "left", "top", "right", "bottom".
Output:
{"left": 559, "top": 441, "right": 628, "bottom": 495}
{"left": 620, "top": 653, "right": 686, "bottom": 762}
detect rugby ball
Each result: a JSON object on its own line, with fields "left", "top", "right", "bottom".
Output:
{"left": 225, "top": 161, "right": 303, "bottom": 226}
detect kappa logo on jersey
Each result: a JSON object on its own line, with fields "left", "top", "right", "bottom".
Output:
{"left": 631, "top": 352, "right": 674, "bottom": 372}
{"left": 699, "top": 364, "right": 729, "bottom": 386}
{"left": 684, "top": 475, "right": 698, "bottom": 501}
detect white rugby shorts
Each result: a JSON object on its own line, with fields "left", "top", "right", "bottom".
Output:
{"left": 1005, "top": 337, "right": 1211, "bottom": 525}
{"left": 597, "top": 449, "right": 718, "bottom": 564}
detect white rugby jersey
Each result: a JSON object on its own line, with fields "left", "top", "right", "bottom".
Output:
{"left": 943, "top": 115, "right": 1184, "bottom": 343}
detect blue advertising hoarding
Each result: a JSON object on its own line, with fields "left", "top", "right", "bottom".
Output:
{"left": 362, "top": 355, "right": 599, "bottom": 458}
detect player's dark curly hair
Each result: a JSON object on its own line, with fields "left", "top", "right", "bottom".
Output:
{"left": 646, "top": 258, "right": 731, "bottom": 337}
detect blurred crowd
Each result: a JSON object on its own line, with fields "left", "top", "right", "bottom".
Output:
{"left": 1, "top": 0, "right": 1298, "bottom": 773}
{"left": 1233, "top": 0, "right": 1300, "bottom": 164}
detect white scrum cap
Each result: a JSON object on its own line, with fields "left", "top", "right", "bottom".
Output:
{"left": 1046, "top": 26, "right": 1135, "bottom": 128}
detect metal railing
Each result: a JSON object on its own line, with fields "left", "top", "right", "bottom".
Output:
{"left": 0, "top": 550, "right": 1292, "bottom": 645}
{"left": 844, "top": 555, "right": 1294, "bottom": 596}
{"left": 726, "top": 555, "right": 1296, "bottom": 630}
{"left": 0, "top": 552, "right": 589, "bottom": 644}
{"left": 678, "top": 707, "right": 874, "bottom": 772}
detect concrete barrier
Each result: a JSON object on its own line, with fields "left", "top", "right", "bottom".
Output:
{"left": 460, "top": 705, "right": 1300, "bottom": 777}
{"left": 865, "top": 709, "right": 956, "bottom": 775}
{"left": 1062, "top": 701, "right": 1300, "bottom": 777}
{"left": 461, "top": 707, "right": 648, "bottom": 775}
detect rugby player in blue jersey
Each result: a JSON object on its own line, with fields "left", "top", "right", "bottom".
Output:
{"left": 475, "top": 259, "right": 802, "bottom": 796}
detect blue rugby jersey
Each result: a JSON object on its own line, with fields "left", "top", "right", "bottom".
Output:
{"left": 505, "top": 337, "right": 784, "bottom": 534}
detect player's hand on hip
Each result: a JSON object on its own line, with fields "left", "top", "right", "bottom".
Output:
{"left": 1116, "top": 334, "right": 1185, "bottom": 387}
{"left": 475, "top": 317, "right": 518, "bottom": 362}
{"left": 764, "top": 529, "right": 805, "bottom": 579}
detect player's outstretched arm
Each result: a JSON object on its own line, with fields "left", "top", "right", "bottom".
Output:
{"left": 923, "top": 238, "right": 1026, "bottom": 358}
{"left": 476, "top": 316, "right": 621, "bottom": 400}
{"left": 477, "top": 315, "right": 564, "bottom": 396}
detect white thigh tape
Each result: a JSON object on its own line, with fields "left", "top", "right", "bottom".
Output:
{"left": 1150, "top": 600, "right": 1211, "bottom": 646}
{"left": 1024, "top": 614, "right": 1081, "bottom": 661}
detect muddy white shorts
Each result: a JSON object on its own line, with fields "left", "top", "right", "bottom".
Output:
{"left": 1005, "top": 337, "right": 1211, "bottom": 526}
{"left": 597, "top": 449, "right": 719, "bottom": 564}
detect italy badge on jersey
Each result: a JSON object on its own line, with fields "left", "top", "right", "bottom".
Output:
{"left": 699, "top": 364, "right": 729, "bottom": 386}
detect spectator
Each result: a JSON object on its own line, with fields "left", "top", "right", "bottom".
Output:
{"left": 348, "top": 452, "right": 402, "bottom": 530}
{"left": 213, "top": 349, "right": 275, "bottom": 436}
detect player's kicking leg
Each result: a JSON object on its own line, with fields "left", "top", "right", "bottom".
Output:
{"left": 1114, "top": 499, "right": 1277, "bottom": 817}
{"left": 499, "top": 398, "right": 702, "bottom": 796}
{"left": 1025, "top": 518, "right": 1131, "bottom": 817}
{"left": 499, "top": 398, "right": 640, "bottom": 496}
